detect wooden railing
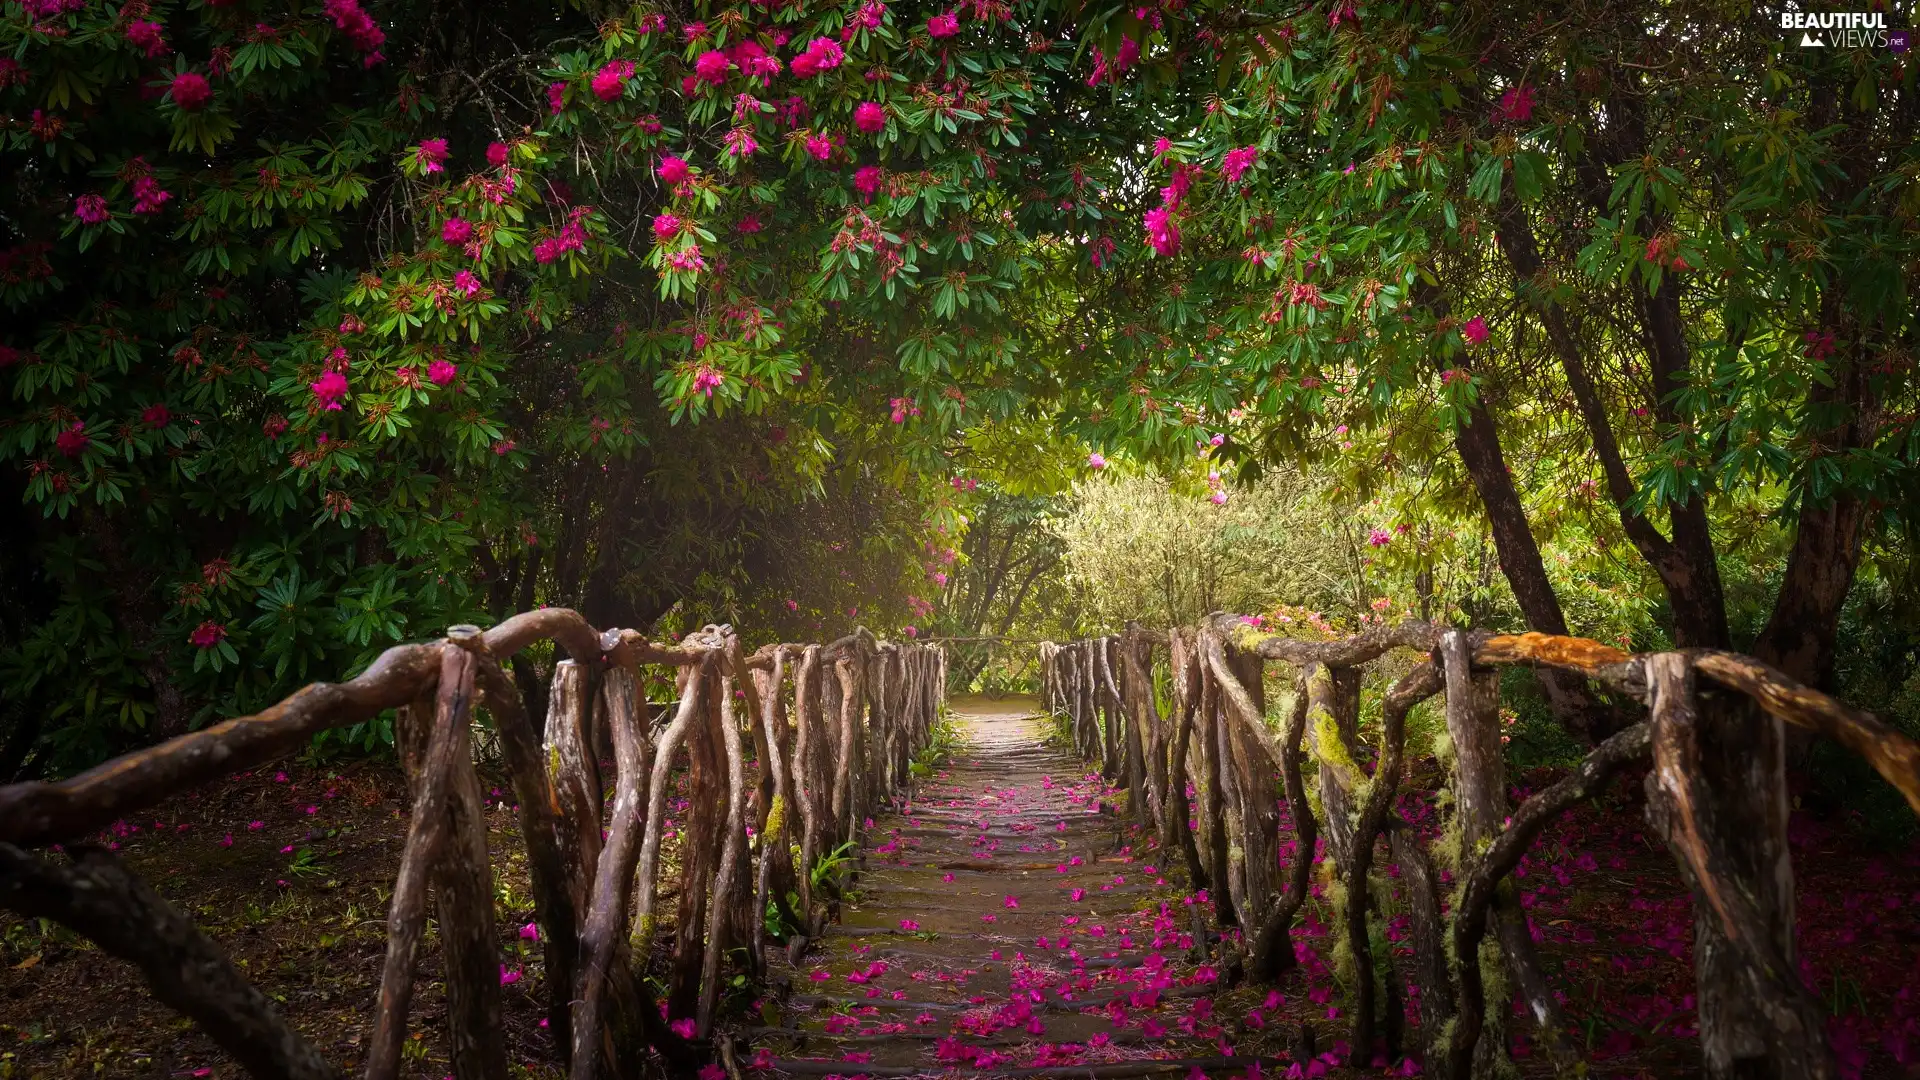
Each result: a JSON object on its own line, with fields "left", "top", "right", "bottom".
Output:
{"left": 1040, "top": 617, "right": 1920, "bottom": 1080}
{"left": 0, "top": 609, "right": 946, "bottom": 1080}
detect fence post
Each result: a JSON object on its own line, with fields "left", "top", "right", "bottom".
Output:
{"left": 546, "top": 661, "right": 602, "bottom": 932}
{"left": 431, "top": 646, "right": 508, "bottom": 1080}
{"left": 1644, "top": 653, "right": 1832, "bottom": 1080}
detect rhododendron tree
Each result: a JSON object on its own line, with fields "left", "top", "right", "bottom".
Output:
{"left": 6, "top": 0, "right": 1174, "bottom": 761}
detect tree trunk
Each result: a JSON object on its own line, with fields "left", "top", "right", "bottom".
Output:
{"left": 1449, "top": 382, "right": 1619, "bottom": 742}
{"left": 1643, "top": 655, "right": 1826, "bottom": 1079}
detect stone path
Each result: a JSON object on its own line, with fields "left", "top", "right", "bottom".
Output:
{"left": 749, "top": 697, "right": 1334, "bottom": 1078}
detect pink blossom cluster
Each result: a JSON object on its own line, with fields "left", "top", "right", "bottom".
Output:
{"left": 592, "top": 59, "right": 635, "bottom": 100}
{"left": 1221, "top": 144, "right": 1259, "bottom": 185}
{"left": 927, "top": 10, "right": 960, "bottom": 37}
{"left": 311, "top": 370, "right": 349, "bottom": 411}
{"left": 54, "top": 420, "right": 89, "bottom": 456}
{"left": 533, "top": 216, "right": 589, "bottom": 264}
{"left": 692, "top": 366, "right": 724, "bottom": 397}
{"left": 124, "top": 19, "right": 168, "bottom": 57}
{"left": 21, "top": 0, "right": 87, "bottom": 21}
{"left": 658, "top": 155, "right": 692, "bottom": 185}
{"left": 888, "top": 396, "right": 920, "bottom": 423}
{"left": 1141, "top": 163, "right": 1201, "bottom": 257}
{"left": 789, "top": 37, "right": 844, "bottom": 78}
{"left": 1493, "top": 83, "right": 1537, "bottom": 125}
{"left": 169, "top": 71, "right": 212, "bottom": 111}
{"left": 665, "top": 246, "right": 708, "bottom": 273}
{"left": 1206, "top": 466, "right": 1228, "bottom": 505}
{"left": 414, "top": 138, "right": 449, "bottom": 173}
{"left": 73, "top": 194, "right": 110, "bottom": 224}
{"left": 851, "top": 1, "right": 887, "bottom": 31}
{"left": 1085, "top": 36, "right": 1139, "bottom": 85}
{"left": 132, "top": 174, "right": 171, "bottom": 215}
{"left": 323, "top": 0, "right": 386, "bottom": 65}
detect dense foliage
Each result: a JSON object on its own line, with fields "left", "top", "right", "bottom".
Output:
{"left": 5, "top": 0, "right": 1916, "bottom": 777}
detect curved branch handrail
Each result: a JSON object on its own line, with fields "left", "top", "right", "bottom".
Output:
{"left": 1042, "top": 616, "right": 1920, "bottom": 1079}
{"left": 0, "top": 608, "right": 947, "bottom": 1080}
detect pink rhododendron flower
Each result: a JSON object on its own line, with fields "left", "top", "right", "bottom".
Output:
{"left": 414, "top": 138, "right": 449, "bottom": 173}
{"left": 724, "top": 127, "right": 758, "bottom": 157}
{"left": 652, "top": 213, "right": 681, "bottom": 241}
{"left": 854, "top": 164, "right": 884, "bottom": 197}
{"left": 498, "top": 965, "right": 522, "bottom": 986}
{"left": 324, "top": 0, "right": 386, "bottom": 63}
{"left": 805, "top": 133, "right": 834, "bottom": 160}
{"left": 658, "top": 155, "right": 692, "bottom": 184}
{"left": 125, "top": 20, "right": 168, "bottom": 57}
{"left": 855, "top": 101, "right": 887, "bottom": 133}
{"left": 692, "top": 50, "right": 729, "bottom": 85}
{"left": 927, "top": 10, "right": 960, "bottom": 36}
{"left": 1461, "top": 315, "right": 1489, "bottom": 345}
{"left": 547, "top": 81, "right": 567, "bottom": 113}
{"left": 593, "top": 59, "right": 636, "bottom": 100}
{"left": 189, "top": 621, "right": 226, "bottom": 648}
{"left": 131, "top": 176, "right": 171, "bottom": 214}
{"left": 1495, "top": 83, "right": 1538, "bottom": 124}
{"left": 1087, "top": 452, "right": 1107, "bottom": 470}
{"left": 73, "top": 194, "right": 110, "bottom": 224}
{"left": 692, "top": 366, "right": 724, "bottom": 397}
{"left": 486, "top": 141, "right": 510, "bottom": 167}
{"left": 684, "top": 20, "right": 708, "bottom": 41}
{"left": 311, "top": 370, "right": 349, "bottom": 411}
{"left": 441, "top": 217, "right": 473, "bottom": 244}
{"left": 1367, "top": 528, "right": 1392, "bottom": 547}
{"left": 1143, "top": 206, "right": 1179, "bottom": 256}
{"left": 670, "top": 1018, "right": 698, "bottom": 1039}
{"left": 518, "top": 922, "right": 540, "bottom": 941}
{"left": 141, "top": 403, "right": 170, "bottom": 428}
{"left": 427, "top": 360, "right": 457, "bottom": 386}
{"left": 1003, "top": 895, "right": 1019, "bottom": 909}
{"left": 452, "top": 271, "right": 481, "bottom": 299}
{"left": 169, "top": 71, "right": 212, "bottom": 111}
{"left": 1222, "top": 145, "right": 1259, "bottom": 184}
{"left": 790, "top": 37, "right": 843, "bottom": 77}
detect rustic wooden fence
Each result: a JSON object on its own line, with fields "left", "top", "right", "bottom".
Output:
{"left": 0, "top": 609, "right": 945, "bottom": 1080}
{"left": 1040, "top": 616, "right": 1920, "bottom": 1080}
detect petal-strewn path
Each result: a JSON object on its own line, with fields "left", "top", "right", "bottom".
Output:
{"left": 752, "top": 696, "right": 1317, "bottom": 1078}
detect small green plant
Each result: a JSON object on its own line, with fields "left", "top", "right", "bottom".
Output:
{"left": 285, "top": 847, "right": 327, "bottom": 878}
{"left": 909, "top": 714, "right": 964, "bottom": 777}
{"left": 810, "top": 840, "right": 857, "bottom": 892}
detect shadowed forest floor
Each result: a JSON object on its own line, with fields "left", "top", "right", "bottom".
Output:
{"left": 1, "top": 697, "right": 1917, "bottom": 1078}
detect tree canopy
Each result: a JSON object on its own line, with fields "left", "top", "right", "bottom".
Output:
{"left": 4, "top": 0, "right": 1916, "bottom": 770}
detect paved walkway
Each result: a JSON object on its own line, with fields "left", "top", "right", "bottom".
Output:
{"left": 752, "top": 696, "right": 1310, "bottom": 1077}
